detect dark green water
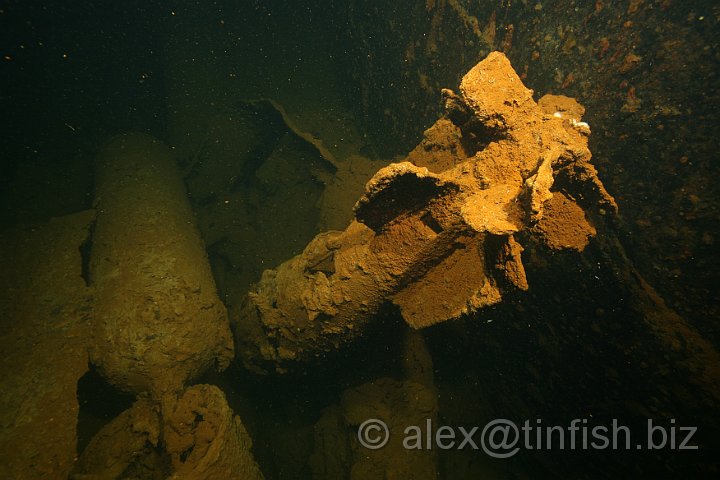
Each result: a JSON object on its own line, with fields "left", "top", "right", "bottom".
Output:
{"left": 1, "top": 1, "right": 718, "bottom": 478}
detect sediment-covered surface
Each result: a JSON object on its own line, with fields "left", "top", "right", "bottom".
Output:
{"left": 0, "top": 210, "right": 95, "bottom": 479}
{"left": 338, "top": 0, "right": 720, "bottom": 350}
{"left": 1, "top": 2, "right": 718, "bottom": 478}
{"left": 72, "top": 385, "right": 264, "bottom": 479}
{"left": 89, "top": 133, "right": 234, "bottom": 397}
{"left": 233, "top": 52, "right": 616, "bottom": 373}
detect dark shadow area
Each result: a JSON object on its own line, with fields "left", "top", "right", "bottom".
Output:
{"left": 201, "top": 305, "right": 409, "bottom": 480}
{"left": 425, "top": 236, "right": 719, "bottom": 478}
{"left": 0, "top": 1, "right": 166, "bottom": 228}
{"left": 76, "top": 365, "right": 135, "bottom": 456}
{"left": 1, "top": 1, "right": 717, "bottom": 478}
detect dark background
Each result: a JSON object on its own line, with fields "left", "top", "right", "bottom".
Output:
{"left": 1, "top": 1, "right": 718, "bottom": 477}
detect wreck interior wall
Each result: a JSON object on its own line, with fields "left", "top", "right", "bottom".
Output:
{"left": 332, "top": 1, "right": 719, "bottom": 476}
{"left": 0, "top": 1, "right": 718, "bottom": 478}
{"left": 339, "top": 0, "right": 720, "bottom": 348}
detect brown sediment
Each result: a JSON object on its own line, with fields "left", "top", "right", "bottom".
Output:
{"left": 233, "top": 51, "right": 616, "bottom": 373}
{"left": 89, "top": 132, "right": 233, "bottom": 397}
{"left": 0, "top": 210, "right": 95, "bottom": 479}
{"left": 75, "top": 133, "right": 264, "bottom": 478}
{"left": 72, "top": 385, "right": 264, "bottom": 479}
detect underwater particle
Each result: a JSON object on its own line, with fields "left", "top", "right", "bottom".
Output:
{"left": 701, "top": 232, "right": 714, "bottom": 246}
{"left": 569, "top": 118, "right": 591, "bottom": 135}
{"left": 597, "top": 37, "right": 610, "bottom": 58}
{"left": 618, "top": 53, "right": 642, "bottom": 73}
{"left": 562, "top": 31, "right": 577, "bottom": 53}
{"left": 627, "top": 0, "right": 644, "bottom": 15}
{"left": 482, "top": 11, "right": 497, "bottom": 45}
{"left": 501, "top": 24, "right": 514, "bottom": 52}
{"left": 621, "top": 86, "right": 641, "bottom": 113}
{"left": 531, "top": 50, "right": 540, "bottom": 61}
